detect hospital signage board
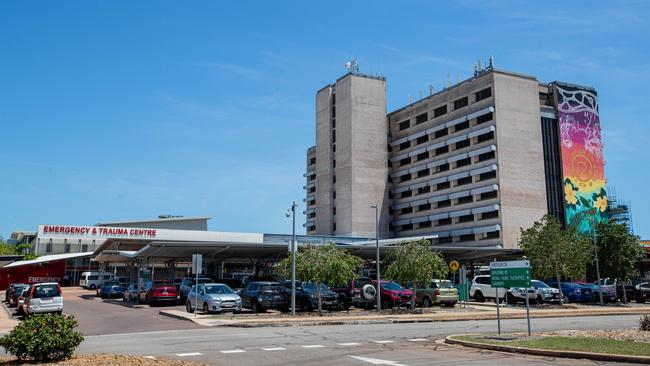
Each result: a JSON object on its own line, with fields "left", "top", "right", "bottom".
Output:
{"left": 489, "top": 260, "right": 531, "bottom": 288}
{"left": 38, "top": 225, "right": 158, "bottom": 240}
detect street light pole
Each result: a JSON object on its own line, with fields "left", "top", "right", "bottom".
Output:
{"left": 370, "top": 204, "right": 381, "bottom": 311}
{"left": 287, "top": 201, "right": 298, "bottom": 316}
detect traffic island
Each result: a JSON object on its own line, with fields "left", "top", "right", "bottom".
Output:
{"left": 445, "top": 332, "right": 650, "bottom": 364}
{"left": 0, "top": 354, "right": 207, "bottom": 365}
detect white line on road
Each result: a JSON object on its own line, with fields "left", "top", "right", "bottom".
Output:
{"left": 262, "top": 347, "right": 286, "bottom": 351}
{"left": 144, "top": 356, "right": 155, "bottom": 359}
{"left": 349, "top": 355, "right": 408, "bottom": 366}
{"left": 372, "top": 340, "right": 395, "bottom": 344}
{"left": 221, "top": 349, "right": 246, "bottom": 354}
{"left": 407, "top": 338, "right": 427, "bottom": 342}
{"left": 176, "top": 352, "right": 202, "bottom": 357}
{"left": 339, "top": 342, "right": 361, "bottom": 346}
{"left": 302, "top": 345, "right": 325, "bottom": 348}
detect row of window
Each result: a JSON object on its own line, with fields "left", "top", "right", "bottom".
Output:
{"left": 396, "top": 150, "right": 496, "bottom": 184}
{"left": 395, "top": 112, "right": 493, "bottom": 153}
{"left": 396, "top": 88, "right": 492, "bottom": 132}
{"left": 392, "top": 170, "right": 497, "bottom": 200}
{"left": 397, "top": 210, "right": 500, "bottom": 232}
{"left": 394, "top": 190, "right": 498, "bottom": 216}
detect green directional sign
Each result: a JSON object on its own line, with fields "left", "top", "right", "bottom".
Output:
{"left": 490, "top": 260, "right": 531, "bottom": 288}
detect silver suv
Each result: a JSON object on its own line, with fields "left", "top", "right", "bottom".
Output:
{"left": 24, "top": 283, "right": 63, "bottom": 316}
{"left": 470, "top": 275, "right": 505, "bottom": 302}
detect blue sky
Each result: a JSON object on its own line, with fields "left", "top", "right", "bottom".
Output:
{"left": 1, "top": 1, "right": 648, "bottom": 239}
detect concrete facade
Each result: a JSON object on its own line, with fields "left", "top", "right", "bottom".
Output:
{"left": 305, "top": 67, "right": 592, "bottom": 249}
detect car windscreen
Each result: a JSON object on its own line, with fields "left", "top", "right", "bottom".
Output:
{"left": 205, "top": 285, "right": 233, "bottom": 294}
{"left": 303, "top": 283, "right": 329, "bottom": 292}
{"left": 382, "top": 282, "right": 403, "bottom": 291}
{"left": 437, "top": 280, "right": 453, "bottom": 288}
{"left": 32, "top": 284, "right": 60, "bottom": 298}
{"left": 260, "top": 284, "right": 284, "bottom": 292}
{"left": 531, "top": 281, "right": 549, "bottom": 288}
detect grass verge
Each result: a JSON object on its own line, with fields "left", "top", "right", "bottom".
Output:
{"left": 456, "top": 334, "right": 650, "bottom": 357}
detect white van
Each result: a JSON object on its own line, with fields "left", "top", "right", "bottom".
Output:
{"left": 79, "top": 272, "right": 111, "bottom": 289}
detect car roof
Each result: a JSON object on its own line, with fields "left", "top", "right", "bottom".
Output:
{"left": 250, "top": 281, "right": 281, "bottom": 285}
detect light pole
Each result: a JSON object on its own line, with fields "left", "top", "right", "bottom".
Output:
{"left": 370, "top": 204, "right": 381, "bottom": 311}
{"left": 590, "top": 209, "right": 604, "bottom": 306}
{"left": 286, "top": 202, "right": 298, "bottom": 316}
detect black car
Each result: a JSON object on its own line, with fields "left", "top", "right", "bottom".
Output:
{"left": 281, "top": 280, "right": 314, "bottom": 311}
{"left": 5, "top": 283, "right": 27, "bottom": 303}
{"left": 239, "top": 281, "right": 289, "bottom": 313}
{"left": 9, "top": 284, "right": 30, "bottom": 307}
{"left": 214, "top": 278, "right": 245, "bottom": 291}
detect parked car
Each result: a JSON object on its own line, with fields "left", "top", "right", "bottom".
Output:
{"left": 506, "top": 286, "right": 538, "bottom": 304}
{"left": 185, "top": 283, "right": 242, "bottom": 314}
{"left": 139, "top": 280, "right": 178, "bottom": 306}
{"left": 530, "top": 280, "right": 561, "bottom": 303}
{"left": 470, "top": 275, "right": 505, "bottom": 302}
{"left": 330, "top": 277, "right": 375, "bottom": 310}
{"left": 547, "top": 281, "right": 594, "bottom": 303}
{"left": 579, "top": 282, "right": 616, "bottom": 303}
{"left": 24, "top": 283, "right": 63, "bottom": 316}
{"left": 5, "top": 283, "right": 27, "bottom": 303}
{"left": 372, "top": 280, "right": 413, "bottom": 309}
{"left": 635, "top": 282, "right": 650, "bottom": 303}
{"left": 302, "top": 282, "right": 340, "bottom": 310}
{"left": 123, "top": 283, "right": 140, "bottom": 302}
{"left": 99, "top": 283, "right": 126, "bottom": 299}
{"left": 280, "top": 280, "right": 314, "bottom": 311}
{"left": 179, "top": 276, "right": 214, "bottom": 303}
{"left": 16, "top": 285, "right": 30, "bottom": 315}
{"left": 97, "top": 281, "right": 120, "bottom": 297}
{"left": 592, "top": 278, "right": 618, "bottom": 302}
{"left": 239, "top": 281, "right": 289, "bottom": 313}
{"left": 79, "top": 272, "right": 111, "bottom": 289}
{"left": 407, "top": 279, "right": 458, "bottom": 307}
{"left": 8, "top": 284, "right": 30, "bottom": 307}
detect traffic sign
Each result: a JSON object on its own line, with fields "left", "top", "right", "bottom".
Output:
{"left": 449, "top": 260, "right": 460, "bottom": 272}
{"left": 489, "top": 260, "right": 530, "bottom": 288}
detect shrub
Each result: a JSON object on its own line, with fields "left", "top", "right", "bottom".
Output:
{"left": 640, "top": 315, "right": 650, "bottom": 331}
{"left": 0, "top": 313, "right": 84, "bottom": 361}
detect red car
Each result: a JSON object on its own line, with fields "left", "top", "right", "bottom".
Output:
{"left": 139, "top": 280, "right": 177, "bottom": 306}
{"left": 372, "top": 280, "right": 413, "bottom": 309}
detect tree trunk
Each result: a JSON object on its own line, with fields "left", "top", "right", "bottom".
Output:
{"left": 620, "top": 279, "right": 628, "bottom": 304}
{"left": 411, "top": 281, "right": 417, "bottom": 311}
{"left": 317, "top": 282, "right": 322, "bottom": 313}
{"left": 555, "top": 267, "right": 564, "bottom": 305}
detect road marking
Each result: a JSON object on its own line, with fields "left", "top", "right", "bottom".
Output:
{"left": 221, "top": 349, "right": 245, "bottom": 354}
{"left": 372, "top": 340, "right": 395, "bottom": 344}
{"left": 302, "top": 345, "right": 325, "bottom": 348}
{"left": 144, "top": 356, "right": 155, "bottom": 359}
{"left": 339, "top": 342, "right": 361, "bottom": 346}
{"left": 262, "top": 347, "right": 286, "bottom": 351}
{"left": 176, "top": 352, "right": 202, "bottom": 357}
{"left": 407, "top": 338, "right": 427, "bottom": 342}
{"left": 349, "top": 355, "right": 408, "bottom": 366}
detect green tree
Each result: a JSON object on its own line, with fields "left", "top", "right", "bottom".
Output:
{"left": 518, "top": 215, "right": 593, "bottom": 304}
{"left": 384, "top": 239, "right": 448, "bottom": 310}
{"left": 14, "top": 243, "right": 37, "bottom": 260}
{"left": 594, "top": 220, "right": 643, "bottom": 292}
{"left": 0, "top": 237, "right": 15, "bottom": 255}
{"left": 277, "top": 243, "right": 363, "bottom": 312}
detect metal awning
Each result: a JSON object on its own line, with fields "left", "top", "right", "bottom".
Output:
{"left": 3, "top": 252, "right": 94, "bottom": 268}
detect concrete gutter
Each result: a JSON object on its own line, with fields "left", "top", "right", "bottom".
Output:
{"left": 445, "top": 334, "right": 650, "bottom": 364}
{"left": 159, "top": 306, "right": 650, "bottom": 328}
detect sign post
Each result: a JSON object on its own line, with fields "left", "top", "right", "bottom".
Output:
{"left": 490, "top": 260, "right": 531, "bottom": 336}
{"left": 192, "top": 254, "right": 203, "bottom": 317}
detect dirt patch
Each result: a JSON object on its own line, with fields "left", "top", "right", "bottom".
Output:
{"left": 0, "top": 354, "right": 207, "bottom": 366}
{"left": 539, "top": 328, "right": 650, "bottom": 343}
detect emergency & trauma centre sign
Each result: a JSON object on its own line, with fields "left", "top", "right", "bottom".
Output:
{"left": 39, "top": 225, "right": 157, "bottom": 239}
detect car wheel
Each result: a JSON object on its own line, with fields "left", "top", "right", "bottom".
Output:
{"left": 536, "top": 296, "right": 543, "bottom": 305}
{"left": 251, "top": 301, "right": 262, "bottom": 313}
{"left": 381, "top": 299, "right": 392, "bottom": 310}
{"left": 302, "top": 300, "right": 312, "bottom": 312}
{"left": 186, "top": 301, "right": 193, "bottom": 313}
{"left": 203, "top": 303, "right": 210, "bottom": 314}
{"left": 474, "top": 291, "right": 485, "bottom": 303}
{"left": 444, "top": 302, "right": 456, "bottom": 308}
{"left": 233, "top": 310, "right": 241, "bottom": 314}
{"left": 422, "top": 297, "right": 432, "bottom": 307}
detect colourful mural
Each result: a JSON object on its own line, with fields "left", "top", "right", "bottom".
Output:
{"left": 555, "top": 84, "right": 606, "bottom": 232}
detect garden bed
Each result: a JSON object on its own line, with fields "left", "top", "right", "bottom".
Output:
{"left": 0, "top": 354, "right": 207, "bottom": 366}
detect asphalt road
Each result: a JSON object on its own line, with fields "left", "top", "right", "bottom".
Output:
{"left": 78, "top": 314, "right": 640, "bottom": 365}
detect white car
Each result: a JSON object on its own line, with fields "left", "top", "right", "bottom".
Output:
{"left": 186, "top": 283, "right": 242, "bottom": 314}
{"left": 470, "top": 275, "right": 505, "bottom": 302}
{"left": 24, "top": 283, "right": 63, "bottom": 316}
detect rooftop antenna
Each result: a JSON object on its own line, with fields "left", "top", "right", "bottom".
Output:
{"left": 408, "top": 94, "right": 412, "bottom": 104}
{"left": 345, "top": 59, "right": 359, "bottom": 73}
{"left": 447, "top": 74, "right": 451, "bottom": 88}
{"left": 489, "top": 56, "right": 494, "bottom": 68}
{"left": 429, "top": 85, "right": 434, "bottom": 96}
{"left": 419, "top": 90, "right": 423, "bottom": 99}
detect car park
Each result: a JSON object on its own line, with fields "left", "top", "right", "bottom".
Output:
{"left": 139, "top": 280, "right": 178, "bottom": 306}
{"left": 302, "top": 282, "right": 340, "bottom": 310}
{"left": 239, "top": 281, "right": 289, "bottom": 313}
{"left": 470, "top": 275, "right": 505, "bottom": 302}
{"left": 407, "top": 279, "right": 458, "bottom": 307}
{"left": 331, "top": 277, "right": 376, "bottom": 310}
{"left": 185, "top": 283, "right": 242, "bottom": 314}
{"left": 122, "top": 283, "right": 140, "bottom": 302}
{"left": 372, "top": 280, "right": 413, "bottom": 309}
{"left": 99, "top": 283, "right": 126, "bottom": 299}
{"left": 179, "top": 276, "right": 214, "bottom": 303}
{"left": 24, "top": 283, "right": 63, "bottom": 316}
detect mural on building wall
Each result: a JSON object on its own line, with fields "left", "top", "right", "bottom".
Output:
{"left": 555, "top": 84, "right": 606, "bottom": 232}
